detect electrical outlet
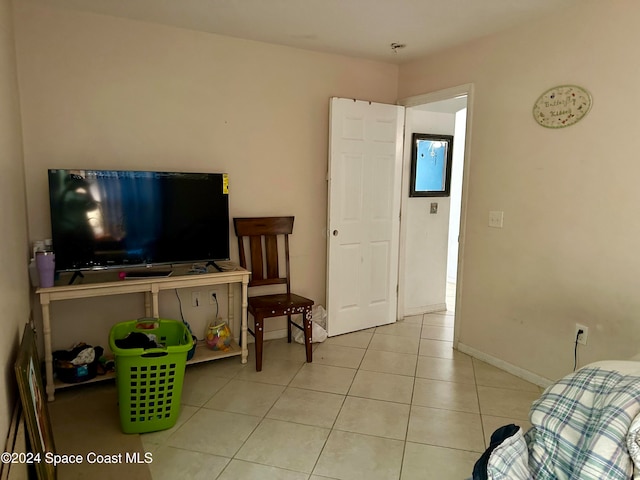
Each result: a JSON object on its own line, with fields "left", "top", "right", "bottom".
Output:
{"left": 191, "top": 291, "right": 201, "bottom": 307}
{"left": 575, "top": 323, "right": 589, "bottom": 345}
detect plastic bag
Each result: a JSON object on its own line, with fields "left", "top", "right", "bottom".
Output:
{"left": 292, "top": 305, "right": 328, "bottom": 344}
{"left": 313, "top": 305, "right": 327, "bottom": 330}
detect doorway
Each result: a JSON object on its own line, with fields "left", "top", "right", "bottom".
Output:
{"left": 397, "top": 84, "right": 473, "bottom": 347}
{"left": 325, "top": 87, "right": 472, "bottom": 341}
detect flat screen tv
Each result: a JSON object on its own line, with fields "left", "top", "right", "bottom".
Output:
{"left": 48, "top": 169, "right": 230, "bottom": 272}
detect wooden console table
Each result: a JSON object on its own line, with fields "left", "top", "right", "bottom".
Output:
{"left": 35, "top": 267, "right": 250, "bottom": 401}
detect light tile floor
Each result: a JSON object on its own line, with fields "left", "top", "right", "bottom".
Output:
{"left": 50, "top": 283, "right": 542, "bottom": 479}
{"left": 138, "top": 284, "right": 542, "bottom": 480}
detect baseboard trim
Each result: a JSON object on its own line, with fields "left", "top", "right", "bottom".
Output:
{"left": 456, "top": 342, "right": 553, "bottom": 388}
{"left": 404, "top": 303, "right": 447, "bottom": 317}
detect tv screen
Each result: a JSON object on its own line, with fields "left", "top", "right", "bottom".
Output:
{"left": 48, "top": 169, "right": 230, "bottom": 272}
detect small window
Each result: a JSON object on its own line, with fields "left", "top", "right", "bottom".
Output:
{"left": 409, "top": 133, "right": 453, "bottom": 197}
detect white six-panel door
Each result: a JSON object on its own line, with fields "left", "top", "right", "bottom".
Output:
{"left": 327, "top": 98, "right": 405, "bottom": 336}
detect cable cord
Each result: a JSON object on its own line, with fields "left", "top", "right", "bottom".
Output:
{"left": 175, "top": 289, "right": 185, "bottom": 322}
{"left": 211, "top": 293, "right": 219, "bottom": 319}
{"left": 573, "top": 330, "right": 581, "bottom": 372}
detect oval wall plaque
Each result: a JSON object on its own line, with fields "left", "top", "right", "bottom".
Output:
{"left": 532, "top": 85, "right": 592, "bottom": 128}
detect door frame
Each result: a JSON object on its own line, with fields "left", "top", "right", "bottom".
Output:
{"left": 397, "top": 83, "right": 474, "bottom": 348}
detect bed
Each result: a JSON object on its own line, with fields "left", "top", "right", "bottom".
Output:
{"left": 473, "top": 361, "right": 640, "bottom": 480}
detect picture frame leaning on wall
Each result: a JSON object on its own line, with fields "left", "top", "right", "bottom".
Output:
{"left": 14, "top": 324, "right": 57, "bottom": 479}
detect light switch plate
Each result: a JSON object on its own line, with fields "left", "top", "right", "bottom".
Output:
{"left": 489, "top": 211, "right": 504, "bottom": 228}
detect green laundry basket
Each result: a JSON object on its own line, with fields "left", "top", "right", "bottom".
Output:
{"left": 109, "top": 318, "right": 192, "bottom": 434}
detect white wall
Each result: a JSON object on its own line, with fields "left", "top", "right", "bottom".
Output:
{"left": 401, "top": 109, "right": 454, "bottom": 316}
{"left": 13, "top": 3, "right": 399, "bottom": 348}
{"left": 399, "top": 0, "right": 640, "bottom": 382}
{"left": 0, "top": 0, "right": 30, "bottom": 444}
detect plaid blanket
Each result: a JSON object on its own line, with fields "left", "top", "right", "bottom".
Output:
{"left": 486, "top": 366, "right": 640, "bottom": 480}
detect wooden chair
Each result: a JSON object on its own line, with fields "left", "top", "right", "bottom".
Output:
{"left": 233, "top": 216, "right": 314, "bottom": 371}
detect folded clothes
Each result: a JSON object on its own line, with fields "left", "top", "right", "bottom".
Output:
{"left": 53, "top": 343, "right": 103, "bottom": 367}
{"left": 71, "top": 347, "right": 95, "bottom": 365}
{"left": 114, "top": 332, "right": 163, "bottom": 349}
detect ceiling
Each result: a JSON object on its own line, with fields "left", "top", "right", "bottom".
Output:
{"left": 28, "top": 0, "right": 583, "bottom": 64}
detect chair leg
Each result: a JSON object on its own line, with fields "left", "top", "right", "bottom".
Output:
{"left": 303, "top": 308, "right": 313, "bottom": 363}
{"left": 287, "top": 314, "right": 292, "bottom": 344}
{"left": 255, "top": 316, "right": 264, "bottom": 372}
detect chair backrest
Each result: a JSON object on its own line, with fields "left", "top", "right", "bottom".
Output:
{"left": 233, "top": 216, "right": 295, "bottom": 291}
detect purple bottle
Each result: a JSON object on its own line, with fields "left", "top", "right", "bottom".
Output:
{"left": 36, "top": 251, "right": 55, "bottom": 288}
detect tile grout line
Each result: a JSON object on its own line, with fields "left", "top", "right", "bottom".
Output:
{"left": 471, "top": 358, "right": 489, "bottom": 450}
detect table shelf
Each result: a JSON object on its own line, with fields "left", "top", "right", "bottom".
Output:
{"left": 37, "top": 266, "right": 250, "bottom": 401}
{"left": 53, "top": 340, "right": 243, "bottom": 391}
